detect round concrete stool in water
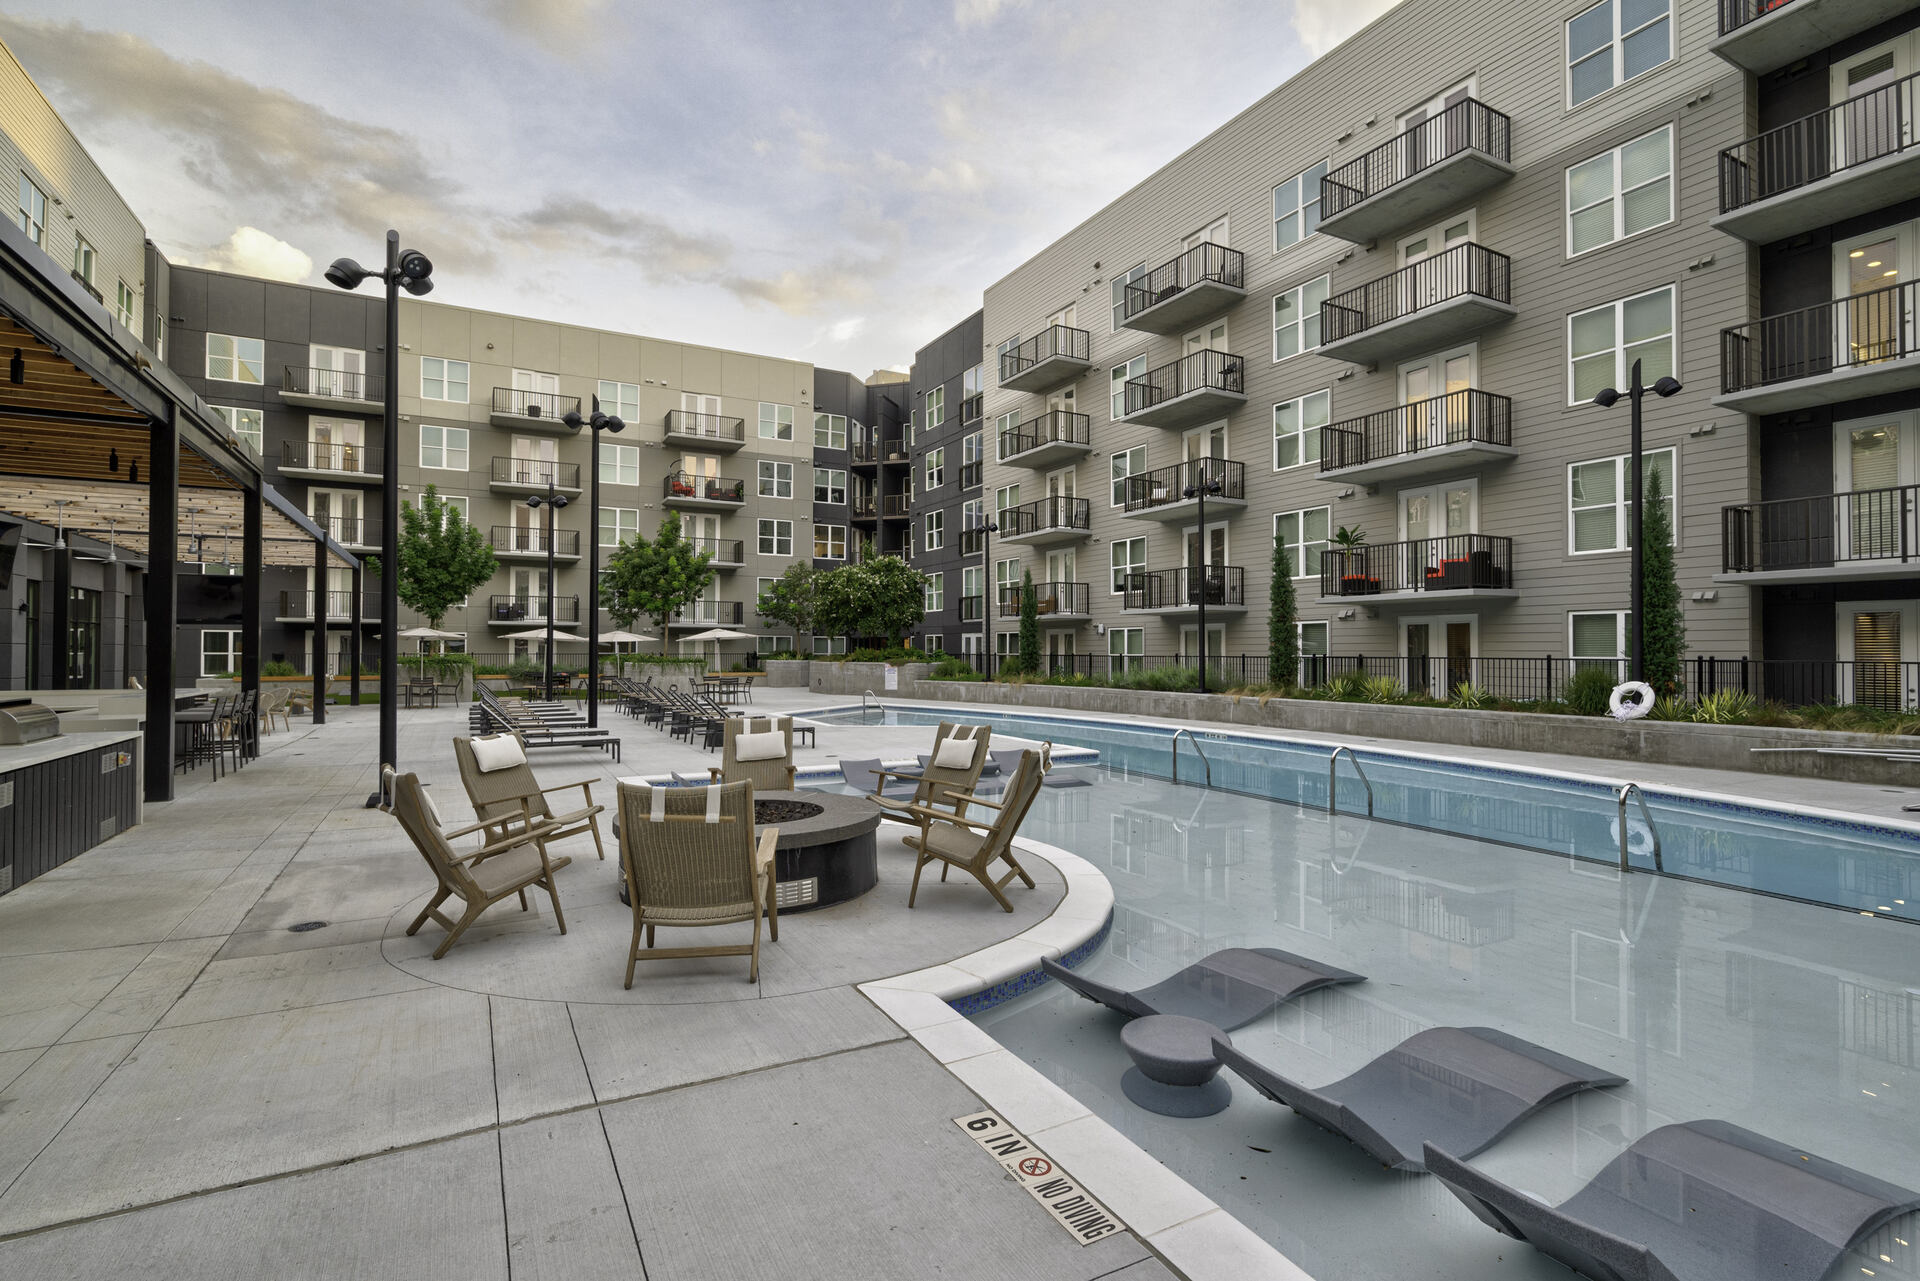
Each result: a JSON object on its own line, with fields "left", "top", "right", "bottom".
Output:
{"left": 1120, "top": 1014, "right": 1232, "bottom": 1117}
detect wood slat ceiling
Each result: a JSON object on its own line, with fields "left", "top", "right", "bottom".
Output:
{"left": 0, "top": 477, "right": 352, "bottom": 569}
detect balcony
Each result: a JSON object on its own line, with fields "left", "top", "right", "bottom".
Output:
{"left": 490, "top": 526, "right": 581, "bottom": 561}
{"left": 959, "top": 460, "right": 982, "bottom": 489}
{"left": 1121, "top": 566, "right": 1246, "bottom": 616}
{"left": 1717, "top": 281, "right": 1920, "bottom": 413}
{"left": 1718, "top": 484, "right": 1919, "bottom": 584}
{"left": 280, "top": 440, "right": 382, "bottom": 483}
{"left": 1319, "top": 100, "right": 1514, "bottom": 246}
{"left": 1121, "top": 349, "right": 1248, "bottom": 430}
{"left": 688, "top": 536, "right": 745, "bottom": 569}
{"left": 1121, "top": 244, "right": 1246, "bottom": 334}
{"left": 1715, "top": 73, "right": 1920, "bottom": 244}
{"left": 998, "top": 580, "right": 1091, "bottom": 623}
{"left": 998, "top": 495, "right": 1091, "bottom": 548}
{"left": 486, "top": 594, "right": 581, "bottom": 625}
{"left": 881, "top": 494, "right": 911, "bottom": 521}
{"left": 275, "top": 590, "right": 380, "bottom": 624}
{"left": 309, "top": 516, "right": 378, "bottom": 552}
{"left": 1712, "top": 0, "right": 1913, "bottom": 77}
{"left": 1319, "top": 389, "right": 1515, "bottom": 484}
{"left": 70, "top": 270, "right": 104, "bottom": 304}
{"left": 1320, "top": 534, "right": 1517, "bottom": 606}
{"left": 279, "top": 366, "right": 383, "bottom": 414}
{"left": 958, "top": 594, "right": 984, "bottom": 623}
{"left": 851, "top": 494, "right": 878, "bottom": 522}
{"left": 997, "top": 410, "right": 1092, "bottom": 469}
{"left": 670, "top": 600, "right": 745, "bottom": 629}
{"left": 1121, "top": 458, "right": 1247, "bottom": 523}
{"left": 1319, "top": 243, "right": 1514, "bottom": 367}
{"left": 850, "top": 438, "right": 907, "bottom": 468}
{"left": 489, "top": 386, "right": 583, "bottom": 432}
{"left": 663, "top": 409, "right": 747, "bottom": 452}
{"left": 662, "top": 470, "right": 746, "bottom": 510}
{"left": 997, "top": 325, "right": 1093, "bottom": 394}
{"left": 489, "top": 456, "right": 582, "bottom": 495}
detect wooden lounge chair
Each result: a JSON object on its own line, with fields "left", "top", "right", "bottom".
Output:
{"left": 453, "top": 732, "right": 606, "bottom": 861}
{"left": 616, "top": 779, "right": 779, "bottom": 986}
{"left": 708, "top": 715, "right": 797, "bottom": 790}
{"left": 903, "top": 748, "right": 1043, "bottom": 912}
{"left": 868, "top": 721, "right": 991, "bottom": 826}
{"left": 382, "top": 767, "right": 569, "bottom": 960}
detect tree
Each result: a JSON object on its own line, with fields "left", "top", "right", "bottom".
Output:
{"left": 600, "top": 512, "right": 715, "bottom": 655}
{"left": 396, "top": 485, "right": 495, "bottom": 628}
{"left": 812, "top": 557, "right": 926, "bottom": 646}
{"left": 1017, "top": 569, "right": 1041, "bottom": 676}
{"left": 1639, "top": 467, "right": 1686, "bottom": 696}
{"left": 1269, "top": 538, "right": 1299, "bottom": 689}
{"left": 756, "top": 563, "right": 818, "bottom": 647}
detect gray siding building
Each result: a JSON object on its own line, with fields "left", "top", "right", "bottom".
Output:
{"left": 905, "top": 311, "right": 985, "bottom": 657}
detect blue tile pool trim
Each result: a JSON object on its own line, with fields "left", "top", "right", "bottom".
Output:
{"left": 946, "top": 908, "right": 1114, "bottom": 1017}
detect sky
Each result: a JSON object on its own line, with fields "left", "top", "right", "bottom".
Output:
{"left": 1, "top": 0, "right": 1402, "bottom": 376}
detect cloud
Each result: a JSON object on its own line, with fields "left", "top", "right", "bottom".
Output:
{"left": 468, "top": 0, "right": 613, "bottom": 57}
{"left": 953, "top": 0, "right": 1027, "bottom": 27}
{"left": 197, "top": 227, "right": 312, "bottom": 282}
{"left": 1290, "top": 0, "right": 1405, "bottom": 56}
{"left": 510, "top": 198, "right": 732, "bottom": 278}
{"left": 827, "top": 316, "right": 866, "bottom": 344}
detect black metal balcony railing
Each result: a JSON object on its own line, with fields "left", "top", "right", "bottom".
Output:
{"left": 959, "top": 460, "right": 982, "bottom": 489}
{"left": 310, "top": 516, "right": 375, "bottom": 546}
{"left": 1123, "top": 244, "right": 1245, "bottom": 323}
{"left": 283, "top": 440, "right": 381, "bottom": 475}
{"left": 1323, "top": 243, "right": 1511, "bottom": 343}
{"left": 1003, "top": 494, "right": 1090, "bottom": 538}
{"left": 1320, "top": 389, "right": 1512, "bottom": 472}
{"left": 1722, "top": 483, "right": 1919, "bottom": 572}
{"left": 997, "top": 325, "right": 1092, "bottom": 383}
{"left": 1122, "top": 349, "right": 1245, "bottom": 418}
{"left": 491, "top": 456, "right": 581, "bottom": 489}
{"left": 1122, "top": 565, "right": 1244, "bottom": 611}
{"left": 961, "top": 392, "right": 984, "bottom": 422}
{"left": 70, "top": 269, "right": 104, "bottom": 304}
{"left": 490, "top": 526, "right": 581, "bottom": 557}
{"left": 1717, "top": 0, "right": 1800, "bottom": 36}
{"left": 998, "top": 581, "right": 1091, "bottom": 619}
{"left": 688, "top": 536, "right": 745, "bottom": 563}
{"left": 283, "top": 366, "right": 382, "bottom": 403}
{"left": 1122, "top": 458, "right": 1245, "bottom": 513}
{"left": 663, "top": 409, "right": 746, "bottom": 443}
{"left": 662, "top": 471, "right": 745, "bottom": 502}
{"left": 488, "top": 594, "right": 581, "bottom": 623}
{"left": 999, "top": 410, "right": 1091, "bottom": 460}
{"left": 491, "top": 386, "right": 582, "bottom": 420}
{"left": 881, "top": 493, "right": 911, "bottom": 518}
{"left": 279, "top": 590, "right": 377, "bottom": 618}
{"left": 1322, "top": 99, "right": 1512, "bottom": 218}
{"left": 1321, "top": 534, "right": 1513, "bottom": 596}
{"left": 959, "top": 529, "right": 988, "bottom": 557}
{"left": 1720, "top": 71, "right": 1919, "bottom": 214}
{"left": 958, "top": 594, "right": 985, "bottom": 623}
{"left": 1721, "top": 280, "right": 1919, "bottom": 394}
{"left": 674, "top": 600, "right": 745, "bottom": 626}
{"left": 851, "top": 494, "right": 878, "bottom": 519}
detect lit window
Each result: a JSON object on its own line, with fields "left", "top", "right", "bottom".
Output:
{"left": 814, "top": 524, "right": 846, "bottom": 559}
{"left": 212, "top": 405, "right": 264, "bottom": 454}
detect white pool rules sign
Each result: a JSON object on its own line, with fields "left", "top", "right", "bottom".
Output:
{"left": 953, "top": 1109, "right": 1122, "bottom": 1245}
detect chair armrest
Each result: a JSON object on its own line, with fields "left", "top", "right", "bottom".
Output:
{"left": 539, "top": 779, "right": 597, "bottom": 805}
{"left": 906, "top": 805, "right": 995, "bottom": 831}
{"left": 439, "top": 814, "right": 501, "bottom": 841}
{"left": 936, "top": 787, "right": 1004, "bottom": 810}
{"left": 709, "top": 766, "right": 722, "bottom": 783}
{"left": 754, "top": 826, "right": 779, "bottom": 876}
{"left": 784, "top": 764, "right": 797, "bottom": 789}
{"left": 869, "top": 766, "right": 924, "bottom": 783}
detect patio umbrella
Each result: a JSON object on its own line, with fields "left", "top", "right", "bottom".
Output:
{"left": 679, "top": 628, "right": 756, "bottom": 643}
{"left": 499, "top": 628, "right": 591, "bottom": 644}
{"left": 597, "top": 629, "right": 656, "bottom": 645}
{"left": 397, "top": 626, "right": 465, "bottom": 641}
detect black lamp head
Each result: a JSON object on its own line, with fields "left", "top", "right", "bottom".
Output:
{"left": 324, "top": 258, "right": 370, "bottom": 291}
{"left": 1591, "top": 387, "right": 1622, "bottom": 409}
{"left": 397, "top": 249, "right": 434, "bottom": 296}
{"left": 594, "top": 413, "right": 625, "bottom": 434}
{"left": 562, "top": 410, "right": 585, "bottom": 432}
{"left": 1652, "top": 376, "right": 1682, "bottom": 398}
{"left": 525, "top": 495, "right": 541, "bottom": 509}
{"left": 401, "top": 277, "right": 434, "bottom": 297}
{"left": 552, "top": 494, "right": 569, "bottom": 509}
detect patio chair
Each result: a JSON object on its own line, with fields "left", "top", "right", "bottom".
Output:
{"left": 708, "top": 715, "right": 796, "bottom": 791}
{"left": 902, "top": 748, "right": 1042, "bottom": 912}
{"left": 868, "top": 721, "right": 991, "bottom": 826}
{"left": 1041, "top": 946, "right": 1364, "bottom": 1029}
{"left": 260, "top": 688, "right": 293, "bottom": 735}
{"left": 453, "top": 732, "right": 607, "bottom": 860}
{"left": 616, "top": 779, "right": 779, "bottom": 986}
{"left": 382, "top": 767, "right": 569, "bottom": 960}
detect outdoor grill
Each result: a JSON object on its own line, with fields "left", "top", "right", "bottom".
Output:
{"left": 0, "top": 700, "right": 61, "bottom": 745}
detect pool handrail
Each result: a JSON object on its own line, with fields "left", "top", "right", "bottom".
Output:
{"left": 1171, "top": 728, "right": 1211, "bottom": 786}
{"left": 862, "top": 689, "right": 880, "bottom": 722}
{"left": 1329, "top": 745, "right": 1375, "bottom": 818}
{"left": 1615, "top": 782, "right": 1664, "bottom": 873}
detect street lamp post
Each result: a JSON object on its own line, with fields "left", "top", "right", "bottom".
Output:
{"left": 1592, "top": 358, "right": 1682, "bottom": 684}
{"left": 1183, "top": 463, "right": 1225, "bottom": 694}
{"left": 526, "top": 485, "right": 569, "bottom": 700}
{"left": 564, "top": 399, "right": 626, "bottom": 727}
{"left": 975, "top": 517, "right": 998, "bottom": 675}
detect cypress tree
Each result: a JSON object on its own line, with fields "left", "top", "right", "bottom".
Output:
{"left": 1018, "top": 569, "right": 1041, "bottom": 677}
{"left": 1268, "top": 537, "right": 1298, "bottom": 689}
{"left": 1639, "top": 466, "right": 1686, "bottom": 696}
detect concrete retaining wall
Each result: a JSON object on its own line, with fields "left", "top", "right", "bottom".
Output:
{"left": 806, "top": 661, "right": 932, "bottom": 697}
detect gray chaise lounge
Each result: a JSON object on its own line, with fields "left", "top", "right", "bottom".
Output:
{"left": 1040, "top": 947, "right": 1365, "bottom": 1030}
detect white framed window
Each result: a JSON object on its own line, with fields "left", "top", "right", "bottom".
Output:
{"left": 206, "top": 333, "right": 264, "bottom": 384}
{"left": 963, "top": 363, "right": 984, "bottom": 407}
{"left": 16, "top": 173, "right": 46, "bottom": 245}
{"left": 925, "top": 447, "right": 946, "bottom": 489}
{"left": 212, "top": 405, "right": 264, "bottom": 454}
{"left": 755, "top": 576, "right": 777, "bottom": 611}
{"left": 421, "top": 357, "right": 470, "bottom": 402}
{"left": 814, "top": 412, "right": 847, "bottom": 449}
{"left": 1567, "top": 0, "right": 1671, "bottom": 108}
{"left": 923, "top": 633, "right": 945, "bottom": 653}
{"left": 596, "top": 380, "right": 640, "bottom": 422}
{"left": 925, "top": 510, "right": 945, "bottom": 551}
{"left": 1274, "top": 507, "right": 1332, "bottom": 578}
{"left": 758, "top": 401, "right": 794, "bottom": 440}
{"left": 72, "top": 234, "right": 96, "bottom": 287}
{"left": 994, "top": 410, "right": 1020, "bottom": 461}
{"left": 1110, "top": 263, "right": 1148, "bottom": 331}
{"left": 758, "top": 460, "right": 793, "bottom": 499}
{"left": 926, "top": 386, "right": 946, "bottom": 429}
{"left": 1568, "top": 285, "right": 1674, "bottom": 404}
{"left": 200, "top": 629, "right": 241, "bottom": 677}
{"left": 1570, "top": 611, "right": 1629, "bottom": 672}
{"left": 599, "top": 507, "right": 640, "bottom": 547}
{"left": 961, "top": 498, "right": 983, "bottom": 533}
{"left": 813, "top": 467, "right": 847, "bottom": 504}
{"left": 1568, "top": 447, "right": 1676, "bottom": 554}
{"left": 1110, "top": 446, "right": 1146, "bottom": 506}
{"left": 1272, "top": 276, "right": 1330, "bottom": 362}
{"left": 115, "top": 280, "right": 136, "bottom": 332}
{"left": 599, "top": 443, "right": 640, "bottom": 486}
{"left": 815, "top": 524, "right": 847, "bottom": 559}
{"left": 1110, "top": 537, "right": 1147, "bottom": 593}
{"left": 1273, "top": 389, "right": 1331, "bottom": 471}
{"left": 994, "top": 484, "right": 1021, "bottom": 521}
{"left": 758, "top": 634, "right": 793, "bottom": 656}
{"left": 419, "top": 424, "right": 470, "bottom": 471}
{"left": 440, "top": 494, "right": 471, "bottom": 524}
{"left": 813, "top": 634, "right": 848, "bottom": 655}
{"left": 1272, "top": 159, "right": 1330, "bottom": 252}
{"left": 963, "top": 431, "right": 983, "bottom": 470}
{"left": 1108, "top": 627, "right": 1145, "bottom": 673}
{"left": 925, "top": 572, "right": 945, "bottom": 612}
{"left": 1110, "top": 356, "right": 1146, "bottom": 420}
{"left": 1298, "top": 620, "right": 1329, "bottom": 658}
{"left": 1567, "top": 126, "right": 1673, "bottom": 257}
{"left": 757, "top": 518, "right": 793, "bottom": 557}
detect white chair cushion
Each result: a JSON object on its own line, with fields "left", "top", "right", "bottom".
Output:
{"left": 735, "top": 730, "right": 786, "bottom": 762}
{"left": 931, "top": 736, "right": 979, "bottom": 770}
{"left": 420, "top": 785, "right": 445, "bottom": 828}
{"left": 471, "top": 734, "right": 526, "bottom": 773}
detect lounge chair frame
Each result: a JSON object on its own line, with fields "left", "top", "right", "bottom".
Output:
{"left": 617, "top": 780, "right": 779, "bottom": 985}
{"left": 903, "top": 749, "right": 1042, "bottom": 912}
{"left": 453, "top": 732, "right": 607, "bottom": 860}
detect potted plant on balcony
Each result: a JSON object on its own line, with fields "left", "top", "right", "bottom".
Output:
{"left": 1332, "top": 525, "right": 1379, "bottom": 596}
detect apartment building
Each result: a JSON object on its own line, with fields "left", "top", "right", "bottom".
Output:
{"left": 905, "top": 311, "right": 986, "bottom": 656}
{"left": 795, "top": 366, "right": 910, "bottom": 654}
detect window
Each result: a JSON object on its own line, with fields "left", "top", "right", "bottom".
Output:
{"left": 1567, "top": 0, "right": 1671, "bottom": 108}
{"left": 963, "top": 431, "right": 982, "bottom": 469}
{"left": 813, "top": 467, "right": 847, "bottom": 504}
{"left": 1272, "top": 159, "right": 1330, "bottom": 251}
{"left": 757, "top": 518, "right": 793, "bottom": 556}
{"left": 72, "top": 234, "right": 96, "bottom": 287}
{"left": 419, "top": 424, "right": 470, "bottom": 471}
{"left": 994, "top": 410, "right": 1020, "bottom": 461}
{"left": 926, "top": 386, "right": 946, "bottom": 429}
{"left": 597, "top": 380, "right": 640, "bottom": 422}
{"left": 1298, "top": 620, "right": 1329, "bottom": 658}
{"left": 1110, "top": 537, "right": 1147, "bottom": 593}
{"left": 17, "top": 173, "right": 47, "bottom": 245}
{"left": 758, "top": 460, "right": 793, "bottom": 499}
{"left": 813, "top": 634, "right": 847, "bottom": 656}
{"left": 961, "top": 497, "right": 983, "bottom": 534}
{"left": 1568, "top": 285, "right": 1673, "bottom": 404}
{"left": 758, "top": 634, "right": 793, "bottom": 656}
{"left": 440, "top": 494, "right": 470, "bottom": 524}
{"left": 206, "top": 333, "right": 264, "bottom": 384}
{"left": 755, "top": 577, "right": 777, "bottom": 611}
{"left": 115, "top": 280, "right": 136, "bottom": 332}
{"left": 925, "top": 573, "right": 945, "bottom": 612}
{"left": 1110, "top": 356, "right": 1146, "bottom": 420}
{"left": 815, "top": 524, "right": 847, "bottom": 559}
{"left": 1567, "top": 126, "right": 1673, "bottom": 257}
{"left": 421, "top": 357, "right": 470, "bottom": 402}
{"left": 758, "top": 401, "right": 794, "bottom": 440}
{"left": 963, "top": 364, "right": 984, "bottom": 408}
{"left": 923, "top": 634, "right": 945, "bottom": 653}
{"left": 1272, "top": 389, "right": 1332, "bottom": 472}
{"left": 994, "top": 484, "right": 1021, "bottom": 521}
{"left": 813, "top": 412, "right": 847, "bottom": 449}
{"left": 200, "top": 629, "right": 241, "bottom": 677}
{"left": 1274, "top": 507, "right": 1331, "bottom": 577}
{"left": 1108, "top": 627, "right": 1145, "bottom": 673}
{"left": 925, "top": 510, "right": 945, "bottom": 551}
{"left": 1568, "top": 447, "right": 1676, "bottom": 554}
{"left": 592, "top": 443, "right": 637, "bottom": 487}
{"left": 212, "top": 405, "right": 264, "bottom": 453}
{"left": 1110, "top": 263, "right": 1148, "bottom": 331}
{"left": 1272, "top": 276, "right": 1330, "bottom": 361}
{"left": 1110, "top": 447, "right": 1146, "bottom": 506}
{"left": 925, "top": 447, "right": 945, "bottom": 489}
{"left": 1571, "top": 611, "right": 1628, "bottom": 672}
{"left": 599, "top": 507, "right": 639, "bottom": 547}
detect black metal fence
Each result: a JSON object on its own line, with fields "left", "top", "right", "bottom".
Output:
{"left": 1721, "top": 279, "right": 1919, "bottom": 393}
{"left": 687, "top": 536, "right": 745, "bottom": 564}
{"left": 997, "top": 581, "right": 1091, "bottom": 619}
{"left": 491, "top": 456, "right": 581, "bottom": 489}
{"left": 1121, "top": 565, "right": 1244, "bottom": 611}
{"left": 1122, "top": 349, "right": 1245, "bottom": 418}
{"left": 1322, "top": 98, "right": 1511, "bottom": 218}
{"left": 283, "top": 365, "right": 382, "bottom": 403}
{"left": 1720, "top": 71, "right": 1918, "bottom": 213}
{"left": 1323, "top": 243, "right": 1511, "bottom": 343}
{"left": 1123, "top": 457, "right": 1244, "bottom": 513}
{"left": 1717, "top": 0, "right": 1799, "bottom": 36}
{"left": 1321, "top": 389, "right": 1511, "bottom": 472}
{"left": 491, "top": 386, "right": 581, "bottom": 420}
{"left": 1003, "top": 494, "right": 1089, "bottom": 538}
{"left": 882, "top": 493, "right": 911, "bottom": 519}
{"left": 283, "top": 440, "right": 381, "bottom": 476}
{"left": 663, "top": 471, "right": 745, "bottom": 503}
{"left": 1123, "top": 243, "right": 1245, "bottom": 323}
{"left": 672, "top": 601, "right": 745, "bottom": 626}
{"left": 486, "top": 594, "right": 581, "bottom": 623}
{"left": 1321, "top": 533, "right": 1513, "bottom": 596}
{"left": 998, "top": 410, "right": 1091, "bottom": 460}
{"left": 1723, "top": 484, "right": 1918, "bottom": 572}
{"left": 277, "top": 590, "right": 379, "bottom": 619}
{"left": 998, "top": 325, "right": 1091, "bottom": 384}
{"left": 490, "top": 526, "right": 581, "bottom": 557}
{"left": 664, "top": 409, "right": 745, "bottom": 443}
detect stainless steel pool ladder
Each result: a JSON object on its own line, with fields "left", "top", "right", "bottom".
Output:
{"left": 1615, "top": 782, "right": 1664, "bottom": 873}
{"left": 861, "top": 689, "right": 879, "bottom": 721}
{"left": 1328, "top": 746, "right": 1374, "bottom": 817}
{"left": 1170, "top": 729, "right": 1211, "bottom": 786}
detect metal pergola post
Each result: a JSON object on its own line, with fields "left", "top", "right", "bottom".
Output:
{"left": 350, "top": 563, "right": 363, "bottom": 705}
{"left": 142, "top": 405, "right": 178, "bottom": 802}
{"left": 311, "top": 536, "right": 328, "bottom": 725}
{"left": 50, "top": 543, "right": 70, "bottom": 690}
{"left": 242, "top": 488, "right": 262, "bottom": 699}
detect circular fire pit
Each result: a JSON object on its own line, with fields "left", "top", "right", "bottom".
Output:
{"left": 755, "top": 798, "right": 824, "bottom": 825}
{"left": 614, "top": 787, "right": 880, "bottom": 913}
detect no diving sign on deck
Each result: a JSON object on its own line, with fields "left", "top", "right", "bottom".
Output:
{"left": 953, "top": 1110, "right": 1122, "bottom": 1245}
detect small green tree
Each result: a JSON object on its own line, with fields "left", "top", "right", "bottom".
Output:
{"left": 756, "top": 563, "right": 818, "bottom": 645}
{"left": 1639, "top": 467, "right": 1686, "bottom": 696}
{"left": 854, "top": 556, "right": 928, "bottom": 644}
{"left": 810, "top": 565, "right": 860, "bottom": 645}
{"left": 1269, "top": 538, "right": 1298, "bottom": 689}
{"left": 600, "top": 512, "right": 715, "bottom": 655}
{"left": 1017, "top": 569, "right": 1041, "bottom": 676}
{"left": 397, "top": 485, "right": 495, "bottom": 628}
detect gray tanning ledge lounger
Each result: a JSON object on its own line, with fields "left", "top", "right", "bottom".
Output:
{"left": 1425, "top": 1119, "right": 1920, "bottom": 1281}
{"left": 1214, "top": 1026, "right": 1624, "bottom": 1172}
{"left": 1040, "top": 947, "right": 1364, "bottom": 1030}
